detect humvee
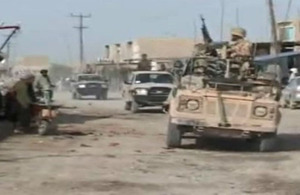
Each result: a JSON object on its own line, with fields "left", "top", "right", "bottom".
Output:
{"left": 167, "top": 57, "right": 281, "bottom": 151}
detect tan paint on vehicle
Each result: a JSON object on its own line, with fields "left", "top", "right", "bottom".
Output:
{"left": 169, "top": 88, "right": 280, "bottom": 135}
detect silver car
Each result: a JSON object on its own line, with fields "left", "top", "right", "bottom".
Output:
{"left": 281, "top": 76, "right": 300, "bottom": 109}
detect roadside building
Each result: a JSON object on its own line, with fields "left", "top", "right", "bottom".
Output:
{"left": 102, "top": 37, "right": 195, "bottom": 65}
{"left": 12, "top": 55, "right": 73, "bottom": 83}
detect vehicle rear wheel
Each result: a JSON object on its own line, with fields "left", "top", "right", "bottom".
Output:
{"left": 131, "top": 101, "right": 139, "bottom": 113}
{"left": 166, "top": 119, "right": 182, "bottom": 148}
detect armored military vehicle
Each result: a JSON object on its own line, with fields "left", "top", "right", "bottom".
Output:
{"left": 167, "top": 56, "right": 281, "bottom": 152}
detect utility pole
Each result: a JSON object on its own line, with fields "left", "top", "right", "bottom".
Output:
{"left": 220, "top": 0, "right": 225, "bottom": 41}
{"left": 70, "top": 13, "right": 91, "bottom": 68}
{"left": 267, "top": 0, "right": 280, "bottom": 54}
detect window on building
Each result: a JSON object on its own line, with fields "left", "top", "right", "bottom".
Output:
{"left": 280, "top": 26, "right": 296, "bottom": 42}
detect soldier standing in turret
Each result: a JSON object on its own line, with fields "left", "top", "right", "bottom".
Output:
{"left": 227, "top": 27, "right": 253, "bottom": 79}
{"left": 137, "top": 54, "right": 151, "bottom": 71}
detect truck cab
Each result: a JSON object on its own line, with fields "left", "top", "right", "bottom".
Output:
{"left": 123, "top": 71, "right": 175, "bottom": 113}
{"left": 71, "top": 74, "right": 109, "bottom": 100}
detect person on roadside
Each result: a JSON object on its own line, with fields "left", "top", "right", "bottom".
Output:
{"left": 35, "top": 69, "right": 55, "bottom": 102}
{"left": 13, "top": 73, "right": 34, "bottom": 133}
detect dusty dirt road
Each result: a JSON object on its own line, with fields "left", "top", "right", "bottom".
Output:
{"left": 1, "top": 92, "right": 300, "bottom": 195}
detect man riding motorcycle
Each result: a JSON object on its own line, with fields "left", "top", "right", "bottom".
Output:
{"left": 35, "top": 69, "right": 55, "bottom": 104}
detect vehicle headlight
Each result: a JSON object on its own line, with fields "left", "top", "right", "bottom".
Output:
{"left": 135, "top": 88, "right": 148, "bottom": 95}
{"left": 254, "top": 106, "right": 267, "bottom": 117}
{"left": 178, "top": 95, "right": 203, "bottom": 112}
{"left": 186, "top": 100, "right": 199, "bottom": 111}
{"left": 102, "top": 84, "right": 108, "bottom": 88}
{"left": 78, "top": 84, "right": 86, "bottom": 88}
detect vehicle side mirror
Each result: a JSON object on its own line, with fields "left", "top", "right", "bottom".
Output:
{"left": 124, "top": 80, "right": 131, "bottom": 85}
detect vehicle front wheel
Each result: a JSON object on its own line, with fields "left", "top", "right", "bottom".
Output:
{"left": 131, "top": 101, "right": 139, "bottom": 113}
{"left": 124, "top": 102, "right": 131, "bottom": 111}
{"left": 102, "top": 92, "right": 108, "bottom": 100}
{"left": 166, "top": 119, "right": 182, "bottom": 148}
{"left": 256, "top": 137, "right": 277, "bottom": 152}
{"left": 72, "top": 92, "right": 81, "bottom": 100}
{"left": 280, "top": 98, "right": 287, "bottom": 108}
{"left": 289, "top": 99, "right": 297, "bottom": 109}
{"left": 72, "top": 92, "right": 77, "bottom": 100}
{"left": 96, "top": 94, "right": 101, "bottom": 100}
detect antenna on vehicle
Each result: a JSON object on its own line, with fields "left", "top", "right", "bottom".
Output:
{"left": 236, "top": 7, "right": 240, "bottom": 27}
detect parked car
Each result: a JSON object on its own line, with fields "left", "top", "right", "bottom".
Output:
{"left": 71, "top": 74, "right": 109, "bottom": 100}
{"left": 281, "top": 76, "right": 300, "bottom": 109}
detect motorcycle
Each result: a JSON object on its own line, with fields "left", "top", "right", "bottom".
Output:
{"left": 32, "top": 89, "right": 60, "bottom": 135}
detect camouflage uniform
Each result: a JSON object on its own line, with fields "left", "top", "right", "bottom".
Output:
{"left": 228, "top": 28, "right": 253, "bottom": 79}
{"left": 35, "top": 71, "right": 54, "bottom": 102}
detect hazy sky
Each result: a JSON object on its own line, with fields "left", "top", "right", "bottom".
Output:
{"left": 1, "top": 0, "right": 300, "bottom": 64}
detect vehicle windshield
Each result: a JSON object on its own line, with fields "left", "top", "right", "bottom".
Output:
{"left": 78, "top": 75, "right": 102, "bottom": 81}
{"left": 135, "top": 73, "right": 173, "bottom": 84}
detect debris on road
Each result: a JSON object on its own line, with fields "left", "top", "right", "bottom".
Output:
{"left": 80, "top": 143, "right": 92, "bottom": 147}
{"left": 109, "top": 142, "right": 120, "bottom": 147}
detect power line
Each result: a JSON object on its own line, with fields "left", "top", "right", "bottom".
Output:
{"left": 70, "top": 13, "right": 91, "bottom": 67}
{"left": 267, "top": 0, "right": 280, "bottom": 54}
{"left": 285, "top": 0, "right": 293, "bottom": 20}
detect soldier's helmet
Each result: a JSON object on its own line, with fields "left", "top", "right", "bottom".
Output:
{"left": 231, "top": 27, "right": 247, "bottom": 38}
